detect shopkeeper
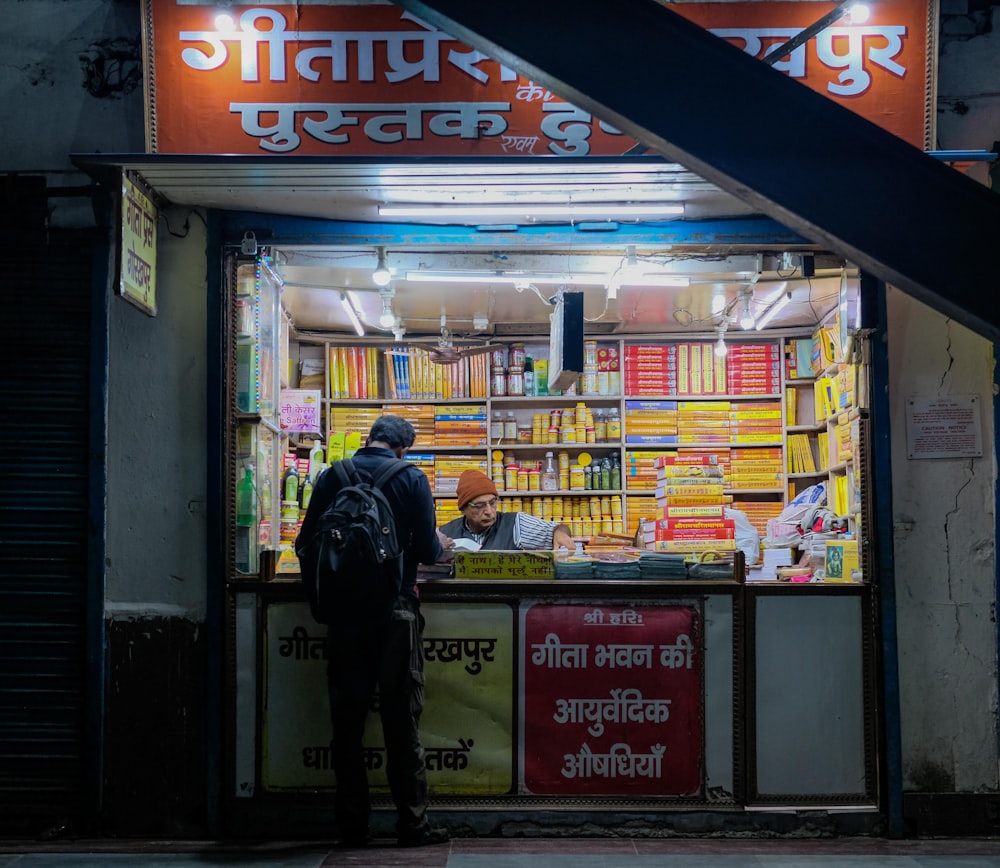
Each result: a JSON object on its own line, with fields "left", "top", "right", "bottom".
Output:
{"left": 438, "top": 469, "right": 575, "bottom": 553}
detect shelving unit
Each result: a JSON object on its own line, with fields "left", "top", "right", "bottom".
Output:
{"left": 225, "top": 318, "right": 865, "bottom": 581}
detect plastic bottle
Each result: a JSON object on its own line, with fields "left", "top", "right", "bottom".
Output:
{"left": 235, "top": 338, "right": 256, "bottom": 412}
{"left": 283, "top": 464, "right": 299, "bottom": 503}
{"left": 308, "top": 441, "right": 324, "bottom": 482}
{"left": 236, "top": 467, "right": 255, "bottom": 526}
{"left": 523, "top": 357, "right": 536, "bottom": 397}
{"left": 504, "top": 411, "right": 518, "bottom": 443}
{"left": 610, "top": 454, "right": 622, "bottom": 491}
{"left": 607, "top": 408, "right": 622, "bottom": 442}
{"left": 594, "top": 409, "right": 607, "bottom": 443}
{"left": 491, "top": 411, "right": 503, "bottom": 443}
{"left": 584, "top": 464, "right": 593, "bottom": 490}
{"left": 301, "top": 475, "right": 313, "bottom": 510}
{"left": 541, "top": 452, "right": 559, "bottom": 491}
{"left": 600, "top": 457, "right": 612, "bottom": 490}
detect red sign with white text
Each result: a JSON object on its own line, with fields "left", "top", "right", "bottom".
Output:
{"left": 522, "top": 602, "right": 703, "bottom": 796}
{"left": 145, "top": 1, "right": 931, "bottom": 155}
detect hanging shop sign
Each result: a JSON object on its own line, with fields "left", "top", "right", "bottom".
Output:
{"left": 144, "top": 0, "right": 933, "bottom": 156}
{"left": 118, "top": 172, "right": 157, "bottom": 316}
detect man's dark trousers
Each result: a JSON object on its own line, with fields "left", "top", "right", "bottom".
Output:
{"left": 326, "top": 595, "right": 428, "bottom": 839}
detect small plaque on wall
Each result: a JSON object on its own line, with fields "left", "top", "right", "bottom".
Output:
{"left": 906, "top": 395, "right": 982, "bottom": 459}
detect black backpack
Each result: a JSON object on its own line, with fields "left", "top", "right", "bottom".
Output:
{"left": 298, "top": 457, "right": 409, "bottom": 625}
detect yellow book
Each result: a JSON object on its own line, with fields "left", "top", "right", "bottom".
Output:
{"left": 824, "top": 539, "right": 859, "bottom": 582}
{"left": 326, "top": 431, "right": 345, "bottom": 463}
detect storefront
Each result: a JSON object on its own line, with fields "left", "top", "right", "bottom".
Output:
{"left": 75, "top": 0, "right": 971, "bottom": 837}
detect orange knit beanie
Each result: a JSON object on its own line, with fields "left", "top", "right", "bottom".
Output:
{"left": 455, "top": 469, "right": 498, "bottom": 510}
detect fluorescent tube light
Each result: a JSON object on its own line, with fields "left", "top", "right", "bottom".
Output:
{"left": 379, "top": 203, "right": 684, "bottom": 219}
{"left": 404, "top": 269, "right": 690, "bottom": 287}
{"left": 340, "top": 292, "right": 365, "bottom": 337}
{"left": 755, "top": 292, "right": 792, "bottom": 330}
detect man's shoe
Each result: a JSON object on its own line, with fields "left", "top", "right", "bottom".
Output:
{"left": 397, "top": 826, "right": 450, "bottom": 848}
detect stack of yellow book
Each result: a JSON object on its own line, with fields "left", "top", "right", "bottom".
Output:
{"left": 787, "top": 433, "right": 817, "bottom": 473}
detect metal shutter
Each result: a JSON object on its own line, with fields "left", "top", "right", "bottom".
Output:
{"left": 0, "top": 243, "right": 94, "bottom": 835}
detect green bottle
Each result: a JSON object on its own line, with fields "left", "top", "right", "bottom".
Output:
{"left": 283, "top": 464, "right": 299, "bottom": 503}
{"left": 236, "top": 468, "right": 255, "bottom": 527}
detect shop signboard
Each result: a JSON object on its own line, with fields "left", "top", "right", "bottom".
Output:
{"left": 144, "top": 0, "right": 933, "bottom": 156}
{"left": 522, "top": 601, "right": 703, "bottom": 796}
{"left": 261, "top": 601, "right": 514, "bottom": 794}
{"left": 118, "top": 172, "right": 157, "bottom": 316}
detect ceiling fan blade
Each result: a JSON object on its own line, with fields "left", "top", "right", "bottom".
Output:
{"left": 457, "top": 343, "right": 505, "bottom": 359}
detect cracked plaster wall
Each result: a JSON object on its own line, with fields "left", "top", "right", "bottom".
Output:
{"left": 887, "top": 0, "right": 1000, "bottom": 794}
{"left": 887, "top": 290, "right": 998, "bottom": 792}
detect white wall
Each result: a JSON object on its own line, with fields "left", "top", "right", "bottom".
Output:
{"left": 890, "top": 0, "right": 1000, "bottom": 793}
{"left": 887, "top": 289, "right": 998, "bottom": 791}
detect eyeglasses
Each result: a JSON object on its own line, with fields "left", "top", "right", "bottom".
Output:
{"left": 465, "top": 497, "right": 498, "bottom": 510}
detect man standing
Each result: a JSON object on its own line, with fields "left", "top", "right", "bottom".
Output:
{"left": 438, "top": 469, "right": 575, "bottom": 552}
{"left": 295, "top": 415, "right": 450, "bottom": 849}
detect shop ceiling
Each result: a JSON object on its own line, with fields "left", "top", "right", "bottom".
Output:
{"left": 100, "top": 155, "right": 847, "bottom": 341}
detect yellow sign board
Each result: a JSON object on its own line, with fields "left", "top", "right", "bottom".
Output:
{"left": 453, "top": 550, "right": 554, "bottom": 580}
{"left": 118, "top": 172, "right": 157, "bottom": 315}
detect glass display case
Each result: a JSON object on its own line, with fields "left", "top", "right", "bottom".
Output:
{"left": 233, "top": 256, "right": 286, "bottom": 577}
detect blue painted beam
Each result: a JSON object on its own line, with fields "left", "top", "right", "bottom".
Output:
{"left": 392, "top": 0, "right": 1000, "bottom": 344}
{"left": 215, "top": 212, "right": 808, "bottom": 249}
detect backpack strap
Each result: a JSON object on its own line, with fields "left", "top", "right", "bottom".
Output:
{"left": 330, "top": 458, "right": 358, "bottom": 489}
{"left": 370, "top": 458, "right": 409, "bottom": 491}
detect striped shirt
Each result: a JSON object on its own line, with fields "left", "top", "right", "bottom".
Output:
{"left": 461, "top": 512, "right": 560, "bottom": 550}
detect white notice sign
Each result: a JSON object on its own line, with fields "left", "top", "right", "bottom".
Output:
{"left": 906, "top": 395, "right": 982, "bottom": 459}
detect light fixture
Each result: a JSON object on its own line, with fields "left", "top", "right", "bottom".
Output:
{"left": 714, "top": 324, "right": 728, "bottom": 358}
{"left": 755, "top": 291, "right": 792, "bottom": 330}
{"left": 738, "top": 290, "right": 756, "bottom": 330}
{"left": 340, "top": 292, "right": 365, "bottom": 337}
{"left": 764, "top": 1, "right": 870, "bottom": 66}
{"left": 372, "top": 247, "right": 391, "bottom": 287}
{"left": 379, "top": 202, "right": 684, "bottom": 219}
{"left": 405, "top": 269, "right": 690, "bottom": 287}
{"left": 378, "top": 291, "right": 396, "bottom": 329}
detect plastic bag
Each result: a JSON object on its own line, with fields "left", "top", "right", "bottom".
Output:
{"left": 777, "top": 482, "right": 827, "bottom": 527}
{"left": 725, "top": 507, "right": 760, "bottom": 566}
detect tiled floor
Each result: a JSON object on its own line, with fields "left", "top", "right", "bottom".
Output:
{"left": 1, "top": 838, "right": 1000, "bottom": 867}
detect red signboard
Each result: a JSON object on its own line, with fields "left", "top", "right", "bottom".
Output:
{"left": 145, "top": 1, "right": 932, "bottom": 156}
{"left": 522, "top": 602, "right": 703, "bottom": 796}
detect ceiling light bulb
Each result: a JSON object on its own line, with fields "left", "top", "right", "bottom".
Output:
{"left": 739, "top": 297, "right": 755, "bottom": 330}
{"left": 714, "top": 324, "right": 728, "bottom": 357}
{"left": 378, "top": 302, "right": 396, "bottom": 329}
{"left": 372, "top": 247, "right": 391, "bottom": 287}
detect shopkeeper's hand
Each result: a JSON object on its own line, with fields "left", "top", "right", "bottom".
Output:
{"left": 437, "top": 529, "right": 456, "bottom": 562}
{"left": 552, "top": 525, "right": 575, "bottom": 552}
